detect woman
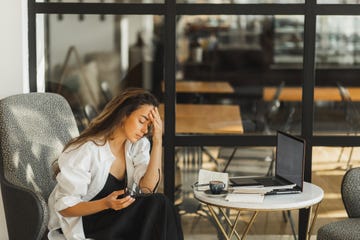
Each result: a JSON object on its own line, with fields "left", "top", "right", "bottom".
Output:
{"left": 47, "top": 88, "right": 183, "bottom": 240}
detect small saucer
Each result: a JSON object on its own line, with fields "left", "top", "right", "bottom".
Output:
{"left": 204, "top": 189, "right": 228, "bottom": 197}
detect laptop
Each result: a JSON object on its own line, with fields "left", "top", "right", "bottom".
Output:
{"left": 230, "top": 131, "right": 305, "bottom": 192}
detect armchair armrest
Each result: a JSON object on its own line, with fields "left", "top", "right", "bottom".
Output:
{"left": 0, "top": 179, "right": 46, "bottom": 240}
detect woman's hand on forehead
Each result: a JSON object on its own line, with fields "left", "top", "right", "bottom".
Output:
{"left": 149, "top": 107, "right": 162, "bottom": 140}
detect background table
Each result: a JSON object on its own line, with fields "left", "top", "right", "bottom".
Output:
{"left": 162, "top": 80, "right": 236, "bottom": 104}
{"left": 263, "top": 86, "right": 360, "bottom": 102}
{"left": 175, "top": 81, "right": 234, "bottom": 94}
{"left": 159, "top": 103, "right": 243, "bottom": 134}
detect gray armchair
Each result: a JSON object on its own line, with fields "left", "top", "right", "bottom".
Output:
{"left": 317, "top": 167, "right": 360, "bottom": 240}
{"left": 0, "top": 93, "right": 79, "bottom": 240}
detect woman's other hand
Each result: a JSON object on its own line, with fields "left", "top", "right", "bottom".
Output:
{"left": 104, "top": 190, "right": 135, "bottom": 211}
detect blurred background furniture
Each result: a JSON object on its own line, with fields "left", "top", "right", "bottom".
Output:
{"left": 336, "top": 82, "right": 360, "bottom": 170}
{"left": 83, "top": 104, "right": 99, "bottom": 124}
{"left": 0, "top": 93, "right": 79, "bottom": 240}
{"left": 47, "top": 46, "right": 117, "bottom": 132}
{"left": 220, "top": 81, "right": 286, "bottom": 175}
{"left": 317, "top": 167, "right": 360, "bottom": 240}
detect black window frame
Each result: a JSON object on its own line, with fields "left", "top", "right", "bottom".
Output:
{"left": 28, "top": 1, "right": 360, "bottom": 239}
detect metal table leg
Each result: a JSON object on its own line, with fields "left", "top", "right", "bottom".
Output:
{"left": 306, "top": 202, "right": 321, "bottom": 240}
{"left": 207, "top": 205, "right": 259, "bottom": 240}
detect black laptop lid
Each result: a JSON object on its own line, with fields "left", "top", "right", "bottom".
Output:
{"left": 275, "top": 131, "right": 305, "bottom": 190}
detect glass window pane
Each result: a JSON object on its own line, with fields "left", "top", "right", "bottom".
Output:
{"left": 176, "top": 146, "right": 307, "bottom": 236}
{"left": 314, "top": 16, "right": 360, "bottom": 135}
{"left": 37, "top": 14, "right": 164, "bottom": 131}
{"left": 318, "top": 0, "right": 360, "bottom": 3}
{"left": 37, "top": 0, "right": 163, "bottom": 3}
{"left": 176, "top": 15, "right": 304, "bottom": 135}
{"left": 312, "top": 146, "right": 350, "bottom": 234}
{"left": 176, "top": 145, "right": 274, "bottom": 183}
{"left": 177, "top": 0, "right": 304, "bottom": 3}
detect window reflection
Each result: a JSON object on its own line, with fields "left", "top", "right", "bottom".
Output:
{"left": 36, "top": 0, "right": 360, "bottom": 4}
{"left": 312, "top": 146, "right": 352, "bottom": 233}
{"left": 317, "top": 16, "right": 360, "bottom": 67}
{"left": 40, "top": 14, "right": 164, "bottom": 131}
{"left": 318, "top": 0, "right": 360, "bottom": 3}
{"left": 39, "top": 11, "right": 360, "bottom": 137}
{"left": 37, "top": 0, "right": 163, "bottom": 3}
{"left": 177, "top": 0, "right": 304, "bottom": 3}
{"left": 175, "top": 145, "right": 275, "bottom": 207}
{"left": 176, "top": 15, "right": 303, "bottom": 135}
{"left": 314, "top": 16, "right": 360, "bottom": 135}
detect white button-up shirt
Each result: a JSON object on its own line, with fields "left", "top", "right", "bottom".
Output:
{"left": 47, "top": 138, "right": 150, "bottom": 240}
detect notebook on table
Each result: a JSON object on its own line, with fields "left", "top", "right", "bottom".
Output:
{"left": 229, "top": 131, "right": 305, "bottom": 193}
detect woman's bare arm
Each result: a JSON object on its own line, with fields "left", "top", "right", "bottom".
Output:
{"left": 139, "top": 107, "right": 163, "bottom": 192}
{"left": 59, "top": 190, "right": 134, "bottom": 217}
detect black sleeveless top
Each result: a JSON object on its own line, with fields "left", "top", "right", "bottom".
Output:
{"left": 93, "top": 173, "right": 126, "bottom": 200}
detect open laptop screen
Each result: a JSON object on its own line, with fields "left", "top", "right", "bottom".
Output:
{"left": 276, "top": 131, "right": 305, "bottom": 190}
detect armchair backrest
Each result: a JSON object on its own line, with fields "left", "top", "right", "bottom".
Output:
{"left": 0, "top": 92, "right": 79, "bottom": 240}
{"left": 341, "top": 167, "right": 360, "bottom": 218}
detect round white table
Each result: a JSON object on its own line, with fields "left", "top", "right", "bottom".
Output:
{"left": 194, "top": 182, "right": 324, "bottom": 240}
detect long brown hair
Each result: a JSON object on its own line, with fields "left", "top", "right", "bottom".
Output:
{"left": 64, "top": 88, "right": 159, "bottom": 151}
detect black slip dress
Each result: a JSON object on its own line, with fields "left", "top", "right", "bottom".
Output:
{"left": 82, "top": 174, "right": 183, "bottom": 240}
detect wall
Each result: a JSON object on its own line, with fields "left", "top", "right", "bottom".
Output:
{"left": 0, "top": 1, "right": 28, "bottom": 239}
{"left": 0, "top": 0, "right": 28, "bottom": 99}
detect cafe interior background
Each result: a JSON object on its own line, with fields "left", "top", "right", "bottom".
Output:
{"left": 1, "top": 0, "right": 360, "bottom": 239}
